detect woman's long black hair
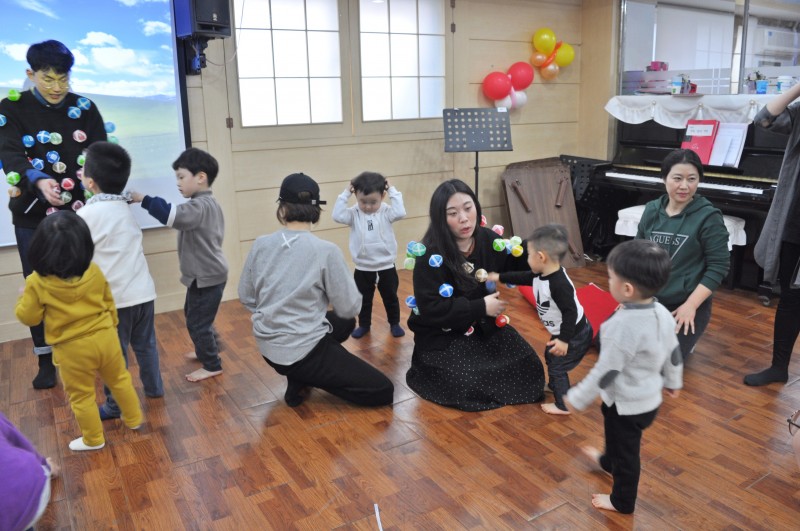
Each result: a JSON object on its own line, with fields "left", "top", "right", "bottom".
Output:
{"left": 421, "top": 179, "right": 482, "bottom": 290}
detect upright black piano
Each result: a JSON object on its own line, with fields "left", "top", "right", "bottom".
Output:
{"left": 563, "top": 118, "right": 789, "bottom": 296}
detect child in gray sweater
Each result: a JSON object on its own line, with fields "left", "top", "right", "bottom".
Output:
{"left": 238, "top": 173, "right": 393, "bottom": 407}
{"left": 566, "top": 239, "right": 683, "bottom": 514}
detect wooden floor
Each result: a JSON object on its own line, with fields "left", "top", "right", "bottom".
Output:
{"left": 2, "top": 260, "right": 799, "bottom": 530}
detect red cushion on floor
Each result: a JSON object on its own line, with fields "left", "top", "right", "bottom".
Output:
{"left": 518, "top": 283, "right": 617, "bottom": 339}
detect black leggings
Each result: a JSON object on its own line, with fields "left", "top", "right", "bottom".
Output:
{"left": 772, "top": 241, "right": 800, "bottom": 370}
{"left": 353, "top": 268, "right": 401, "bottom": 327}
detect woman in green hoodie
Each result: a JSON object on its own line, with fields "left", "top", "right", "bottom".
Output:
{"left": 636, "top": 149, "right": 730, "bottom": 360}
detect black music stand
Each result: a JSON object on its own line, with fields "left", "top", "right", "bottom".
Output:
{"left": 443, "top": 108, "right": 513, "bottom": 199}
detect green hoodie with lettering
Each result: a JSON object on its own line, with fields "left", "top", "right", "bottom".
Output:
{"left": 635, "top": 194, "right": 730, "bottom": 309}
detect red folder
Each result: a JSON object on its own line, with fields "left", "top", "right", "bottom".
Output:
{"left": 681, "top": 119, "right": 719, "bottom": 165}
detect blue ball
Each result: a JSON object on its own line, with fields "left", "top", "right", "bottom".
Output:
{"left": 0, "top": 114, "right": 6, "bottom": 127}
{"left": 485, "top": 280, "right": 497, "bottom": 293}
{"left": 428, "top": 254, "right": 443, "bottom": 268}
{"left": 439, "top": 283, "right": 454, "bottom": 298}
{"left": 67, "top": 106, "right": 82, "bottom": 119}
{"left": 31, "top": 158, "right": 45, "bottom": 170}
{"left": 405, "top": 295, "right": 417, "bottom": 308}
{"left": 36, "top": 130, "right": 50, "bottom": 143}
{"left": 104, "top": 121, "right": 116, "bottom": 133}
{"left": 76, "top": 97, "right": 91, "bottom": 111}
{"left": 46, "top": 151, "right": 60, "bottom": 164}
{"left": 22, "top": 135, "right": 35, "bottom": 148}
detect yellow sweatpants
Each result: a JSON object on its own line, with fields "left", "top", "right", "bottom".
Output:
{"left": 53, "top": 326, "right": 143, "bottom": 446}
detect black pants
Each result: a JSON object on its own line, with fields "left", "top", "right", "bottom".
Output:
{"left": 354, "top": 268, "right": 400, "bottom": 328}
{"left": 544, "top": 319, "right": 593, "bottom": 409}
{"left": 666, "top": 297, "right": 712, "bottom": 361}
{"left": 265, "top": 312, "right": 394, "bottom": 406}
{"left": 15, "top": 226, "right": 51, "bottom": 355}
{"left": 185, "top": 281, "right": 225, "bottom": 372}
{"left": 599, "top": 403, "right": 658, "bottom": 514}
{"left": 773, "top": 241, "right": 800, "bottom": 370}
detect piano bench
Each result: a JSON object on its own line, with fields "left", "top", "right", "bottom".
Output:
{"left": 614, "top": 205, "right": 747, "bottom": 289}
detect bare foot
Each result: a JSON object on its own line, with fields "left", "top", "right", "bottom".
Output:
{"left": 541, "top": 403, "right": 571, "bottom": 415}
{"left": 582, "top": 446, "right": 611, "bottom": 477}
{"left": 184, "top": 351, "right": 199, "bottom": 361}
{"left": 185, "top": 368, "right": 222, "bottom": 382}
{"left": 591, "top": 493, "right": 618, "bottom": 512}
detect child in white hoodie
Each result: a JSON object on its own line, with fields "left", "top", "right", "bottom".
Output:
{"left": 333, "top": 172, "right": 406, "bottom": 338}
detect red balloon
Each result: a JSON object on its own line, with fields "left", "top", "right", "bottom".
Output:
{"left": 482, "top": 71, "right": 512, "bottom": 100}
{"left": 507, "top": 61, "right": 534, "bottom": 91}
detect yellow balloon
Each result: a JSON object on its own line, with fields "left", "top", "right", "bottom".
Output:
{"left": 530, "top": 51, "right": 548, "bottom": 67}
{"left": 540, "top": 63, "right": 560, "bottom": 80}
{"left": 533, "top": 28, "right": 557, "bottom": 55}
{"left": 555, "top": 43, "right": 575, "bottom": 67}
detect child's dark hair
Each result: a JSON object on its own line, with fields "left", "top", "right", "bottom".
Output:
{"left": 172, "top": 148, "right": 219, "bottom": 185}
{"left": 27, "top": 40, "right": 74, "bottom": 74}
{"left": 661, "top": 148, "right": 703, "bottom": 182}
{"left": 606, "top": 239, "right": 671, "bottom": 298}
{"left": 422, "top": 179, "right": 483, "bottom": 290}
{"left": 83, "top": 141, "right": 132, "bottom": 195}
{"left": 351, "top": 172, "right": 387, "bottom": 195}
{"left": 276, "top": 203, "right": 321, "bottom": 224}
{"left": 28, "top": 212, "right": 94, "bottom": 279}
{"left": 528, "top": 224, "right": 569, "bottom": 262}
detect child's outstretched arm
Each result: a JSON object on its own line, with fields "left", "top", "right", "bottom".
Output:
{"left": 332, "top": 186, "right": 355, "bottom": 225}
{"left": 386, "top": 182, "right": 406, "bottom": 222}
{"left": 129, "top": 191, "right": 173, "bottom": 226}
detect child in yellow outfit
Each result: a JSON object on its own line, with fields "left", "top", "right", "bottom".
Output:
{"left": 15, "top": 211, "right": 143, "bottom": 451}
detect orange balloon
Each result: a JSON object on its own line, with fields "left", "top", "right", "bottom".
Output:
{"left": 530, "top": 51, "right": 548, "bottom": 67}
{"left": 540, "top": 63, "right": 560, "bottom": 80}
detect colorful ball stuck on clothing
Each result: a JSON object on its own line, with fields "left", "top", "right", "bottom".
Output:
{"left": 492, "top": 238, "right": 506, "bottom": 252}
{"left": 8, "top": 186, "right": 21, "bottom": 198}
{"left": 491, "top": 224, "right": 504, "bottom": 236}
{"left": 108, "top": 135, "right": 119, "bottom": 144}
{"left": 71, "top": 200, "right": 84, "bottom": 211}
{"left": 76, "top": 153, "right": 86, "bottom": 166}
{"left": 104, "top": 121, "right": 116, "bottom": 133}
{"left": 84, "top": 189, "right": 94, "bottom": 200}
{"left": 67, "top": 106, "right": 82, "bottom": 119}
{"left": 7, "top": 89, "right": 21, "bottom": 101}
{"left": 495, "top": 314, "right": 510, "bottom": 327}
{"left": 511, "top": 244, "right": 524, "bottom": 257}
{"left": 60, "top": 191, "right": 72, "bottom": 203}
{"left": 509, "top": 235, "right": 522, "bottom": 246}
{"left": 475, "top": 268, "right": 488, "bottom": 282}
{"left": 480, "top": 215, "right": 487, "bottom": 227}
{"left": 428, "top": 254, "right": 443, "bottom": 268}
{"left": 439, "top": 283, "right": 454, "bottom": 298}
{"left": 53, "top": 161, "right": 67, "bottom": 174}
{"left": 49, "top": 132, "right": 62, "bottom": 145}
{"left": 61, "top": 178, "right": 75, "bottom": 191}
{"left": 0, "top": 114, "right": 7, "bottom": 127}
{"left": 403, "top": 257, "right": 416, "bottom": 270}
{"left": 405, "top": 295, "right": 417, "bottom": 309}
{"left": 46, "top": 207, "right": 58, "bottom": 215}
{"left": 72, "top": 130, "right": 87, "bottom": 143}
{"left": 46, "top": 151, "right": 60, "bottom": 164}
{"left": 22, "top": 135, "right": 35, "bottom": 148}
{"left": 407, "top": 241, "right": 427, "bottom": 257}
{"left": 36, "top": 130, "right": 51, "bottom": 143}
{"left": 6, "top": 171, "right": 21, "bottom": 186}
{"left": 76, "top": 97, "right": 92, "bottom": 111}
{"left": 464, "top": 326, "right": 475, "bottom": 337}
{"left": 486, "top": 280, "right": 497, "bottom": 293}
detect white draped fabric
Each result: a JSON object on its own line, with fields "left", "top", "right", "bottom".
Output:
{"left": 604, "top": 94, "right": 776, "bottom": 128}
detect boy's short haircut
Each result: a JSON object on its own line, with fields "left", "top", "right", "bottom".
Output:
{"left": 27, "top": 40, "right": 74, "bottom": 74}
{"left": 29, "top": 211, "right": 94, "bottom": 279}
{"left": 606, "top": 239, "right": 671, "bottom": 298}
{"left": 83, "top": 141, "right": 132, "bottom": 195}
{"left": 528, "top": 224, "right": 569, "bottom": 262}
{"left": 351, "top": 171, "right": 387, "bottom": 196}
{"left": 172, "top": 148, "right": 219, "bottom": 185}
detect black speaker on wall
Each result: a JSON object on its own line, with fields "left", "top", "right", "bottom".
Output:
{"left": 174, "top": 0, "right": 231, "bottom": 39}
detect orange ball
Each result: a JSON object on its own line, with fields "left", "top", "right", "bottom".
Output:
{"left": 530, "top": 51, "right": 548, "bottom": 67}
{"left": 540, "top": 63, "right": 560, "bottom": 80}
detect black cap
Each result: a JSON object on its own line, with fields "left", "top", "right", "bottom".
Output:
{"left": 278, "top": 172, "right": 327, "bottom": 205}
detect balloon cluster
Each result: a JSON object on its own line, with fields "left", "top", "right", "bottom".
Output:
{"left": 530, "top": 28, "right": 575, "bottom": 81}
{"left": 481, "top": 61, "right": 534, "bottom": 109}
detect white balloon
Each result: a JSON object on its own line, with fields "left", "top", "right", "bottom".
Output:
{"left": 512, "top": 90, "right": 527, "bottom": 108}
{"left": 495, "top": 95, "right": 512, "bottom": 108}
